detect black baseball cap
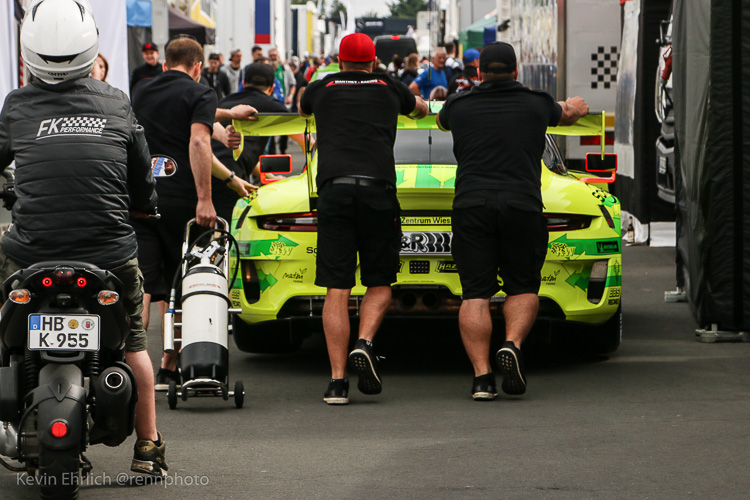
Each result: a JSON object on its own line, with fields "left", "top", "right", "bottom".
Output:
{"left": 479, "top": 41, "right": 517, "bottom": 74}
{"left": 142, "top": 42, "right": 158, "bottom": 52}
{"left": 243, "top": 63, "right": 275, "bottom": 87}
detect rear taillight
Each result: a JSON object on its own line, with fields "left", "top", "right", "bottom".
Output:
{"left": 53, "top": 267, "right": 75, "bottom": 286}
{"left": 544, "top": 214, "right": 592, "bottom": 231}
{"left": 41, "top": 277, "right": 53, "bottom": 287}
{"left": 257, "top": 213, "right": 318, "bottom": 232}
{"left": 50, "top": 421, "right": 68, "bottom": 438}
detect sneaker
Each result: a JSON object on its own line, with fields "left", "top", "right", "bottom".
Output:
{"left": 131, "top": 431, "right": 168, "bottom": 477}
{"left": 496, "top": 341, "right": 527, "bottom": 395}
{"left": 323, "top": 378, "right": 349, "bottom": 405}
{"left": 154, "top": 368, "right": 180, "bottom": 392}
{"left": 348, "top": 339, "right": 382, "bottom": 395}
{"left": 471, "top": 373, "right": 498, "bottom": 401}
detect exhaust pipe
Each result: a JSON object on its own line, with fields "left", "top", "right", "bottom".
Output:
{"left": 90, "top": 365, "right": 136, "bottom": 447}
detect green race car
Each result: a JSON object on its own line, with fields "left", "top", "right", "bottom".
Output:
{"left": 229, "top": 108, "right": 622, "bottom": 353}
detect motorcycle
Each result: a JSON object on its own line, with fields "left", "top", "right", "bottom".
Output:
{"left": 0, "top": 160, "right": 163, "bottom": 499}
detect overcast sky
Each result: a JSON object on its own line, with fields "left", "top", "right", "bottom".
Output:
{"left": 350, "top": 0, "right": 447, "bottom": 18}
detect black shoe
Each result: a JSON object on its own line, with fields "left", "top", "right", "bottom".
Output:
{"left": 472, "top": 373, "right": 498, "bottom": 401}
{"left": 155, "top": 368, "right": 180, "bottom": 392}
{"left": 496, "top": 341, "right": 527, "bottom": 395}
{"left": 131, "top": 431, "right": 168, "bottom": 477}
{"left": 323, "top": 378, "right": 349, "bottom": 405}
{"left": 348, "top": 339, "right": 382, "bottom": 395}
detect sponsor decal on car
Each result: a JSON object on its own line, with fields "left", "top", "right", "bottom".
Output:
{"left": 541, "top": 270, "right": 561, "bottom": 285}
{"left": 401, "top": 215, "right": 451, "bottom": 226}
{"left": 436, "top": 261, "right": 458, "bottom": 273}
{"left": 248, "top": 235, "right": 298, "bottom": 258}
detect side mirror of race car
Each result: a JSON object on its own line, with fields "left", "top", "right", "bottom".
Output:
{"left": 151, "top": 155, "right": 178, "bottom": 178}
{"left": 581, "top": 153, "right": 617, "bottom": 184}
{"left": 259, "top": 154, "right": 293, "bottom": 185}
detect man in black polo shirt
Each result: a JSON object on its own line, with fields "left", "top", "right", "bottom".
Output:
{"left": 201, "top": 52, "right": 231, "bottom": 100}
{"left": 211, "top": 63, "right": 304, "bottom": 222}
{"left": 132, "top": 37, "right": 256, "bottom": 388}
{"left": 130, "top": 42, "right": 163, "bottom": 93}
{"left": 300, "top": 33, "right": 428, "bottom": 405}
{"left": 437, "top": 42, "right": 589, "bottom": 401}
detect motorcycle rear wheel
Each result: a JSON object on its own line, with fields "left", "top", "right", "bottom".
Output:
{"left": 38, "top": 445, "right": 80, "bottom": 500}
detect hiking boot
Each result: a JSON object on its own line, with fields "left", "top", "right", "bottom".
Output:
{"left": 471, "top": 372, "right": 498, "bottom": 401}
{"left": 131, "top": 432, "right": 168, "bottom": 477}
{"left": 155, "top": 368, "right": 180, "bottom": 392}
{"left": 496, "top": 341, "right": 527, "bottom": 395}
{"left": 348, "top": 339, "right": 382, "bottom": 395}
{"left": 323, "top": 378, "right": 349, "bottom": 405}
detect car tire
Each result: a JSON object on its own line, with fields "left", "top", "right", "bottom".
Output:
{"left": 231, "top": 316, "right": 301, "bottom": 354}
{"left": 585, "top": 306, "right": 622, "bottom": 355}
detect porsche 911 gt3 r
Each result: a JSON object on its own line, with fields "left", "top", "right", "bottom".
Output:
{"left": 229, "top": 109, "right": 622, "bottom": 354}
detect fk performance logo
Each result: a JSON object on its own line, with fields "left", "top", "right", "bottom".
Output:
{"left": 36, "top": 116, "right": 108, "bottom": 139}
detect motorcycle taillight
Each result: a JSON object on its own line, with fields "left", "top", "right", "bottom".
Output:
{"left": 53, "top": 267, "right": 76, "bottom": 286}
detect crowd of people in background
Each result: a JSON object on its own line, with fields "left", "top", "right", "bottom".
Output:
{"left": 125, "top": 39, "right": 484, "bottom": 107}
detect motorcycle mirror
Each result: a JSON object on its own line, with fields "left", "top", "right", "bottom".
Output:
{"left": 151, "top": 156, "right": 178, "bottom": 178}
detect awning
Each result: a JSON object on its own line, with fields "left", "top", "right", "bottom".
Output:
{"left": 459, "top": 15, "right": 497, "bottom": 50}
{"left": 168, "top": 6, "right": 215, "bottom": 45}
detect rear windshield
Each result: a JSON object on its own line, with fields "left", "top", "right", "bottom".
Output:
{"left": 394, "top": 129, "right": 456, "bottom": 165}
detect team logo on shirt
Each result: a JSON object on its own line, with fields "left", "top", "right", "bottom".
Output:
{"left": 325, "top": 79, "right": 387, "bottom": 87}
{"left": 36, "top": 116, "right": 108, "bottom": 139}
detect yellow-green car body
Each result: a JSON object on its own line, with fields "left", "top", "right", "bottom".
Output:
{"left": 229, "top": 109, "right": 622, "bottom": 352}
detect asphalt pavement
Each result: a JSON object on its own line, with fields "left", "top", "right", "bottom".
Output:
{"left": 3, "top": 243, "right": 750, "bottom": 499}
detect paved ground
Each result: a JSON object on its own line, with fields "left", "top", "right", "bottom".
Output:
{"left": 3, "top": 245, "right": 750, "bottom": 499}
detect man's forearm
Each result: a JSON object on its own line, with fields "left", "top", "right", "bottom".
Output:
{"left": 189, "top": 137, "right": 214, "bottom": 201}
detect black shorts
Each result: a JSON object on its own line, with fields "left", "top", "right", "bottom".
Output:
{"left": 130, "top": 203, "right": 210, "bottom": 302}
{"left": 451, "top": 191, "right": 548, "bottom": 299}
{"left": 315, "top": 180, "right": 401, "bottom": 289}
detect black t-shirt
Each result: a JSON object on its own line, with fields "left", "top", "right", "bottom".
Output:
{"left": 300, "top": 71, "right": 416, "bottom": 187}
{"left": 132, "top": 70, "right": 217, "bottom": 207}
{"left": 211, "top": 86, "right": 288, "bottom": 212}
{"left": 201, "top": 69, "right": 231, "bottom": 101}
{"left": 130, "top": 62, "right": 163, "bottom": 93}
{"left": 438, "top": 79, "right": 562, "bottom": 204}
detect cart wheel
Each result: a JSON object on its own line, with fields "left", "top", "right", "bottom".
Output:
{"left": 167, "top": 381, "right": 177, "bottom": 410}
{"left": 234, "top": 380, "right": 244, "bottom": 409}
{"left": 181, "top": 385, "right": 188, "bottom": 401}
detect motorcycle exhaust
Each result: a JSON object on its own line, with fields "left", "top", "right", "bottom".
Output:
{"left": 90, "top": 364, "right": 136, "bottom": 447}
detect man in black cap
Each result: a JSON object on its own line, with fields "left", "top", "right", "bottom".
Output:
{"left": 211, "top": 63, "right": 304, "bottom": 222}
{"left": 437, "top": 41, "right": 589, "bottom": 401}
{"left": 202, "top": 53, "right": 231, "bottom": 100}
{"left": 130, "top": 42, "right": 163, "bottom": 93}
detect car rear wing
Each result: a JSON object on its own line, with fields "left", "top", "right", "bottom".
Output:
{"left": 232, "top": 111, "right": 607, "bottom": 159}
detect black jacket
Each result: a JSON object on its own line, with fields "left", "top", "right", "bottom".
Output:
{"left": 201, "top": 69, "right": 231, "bottom": 100}
{"left": 0, "top": 78, "right": 157, "bottom": 268}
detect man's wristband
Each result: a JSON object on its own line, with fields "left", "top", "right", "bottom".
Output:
{"left": 223, "top": 172, "right": 235, "bottom": 184}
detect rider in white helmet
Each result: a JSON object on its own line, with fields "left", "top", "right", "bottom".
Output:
{"left": 0, "top": 0, "right": 168, "bottom": 477}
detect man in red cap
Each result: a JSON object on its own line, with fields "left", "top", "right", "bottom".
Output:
{"left": 130, "top": 42, "right": 163, "bottom": 93}
{"left": 300, "top": 33, "right": 428, "bottom": 405}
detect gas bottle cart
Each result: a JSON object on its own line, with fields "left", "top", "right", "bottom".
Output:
{"left": 163, "top": 217, "right": 245, "bottom": 409}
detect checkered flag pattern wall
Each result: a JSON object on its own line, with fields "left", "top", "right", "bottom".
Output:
{"left": 591, "top": 46, "right": 618, "bottom": 89}
{"left": 62, "top": 117, "right": 108, "bottom": 128}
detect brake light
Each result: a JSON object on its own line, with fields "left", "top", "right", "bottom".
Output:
{"left": 580, "top": 132, "right": 615, "bottom": 146}
{"left": 41, "top": 277, "right": 53, "bottom": 287}
{"left": 77, "top": 277, "right": 87, "bottom": 288}
{"left": 50, "top": 421, "right": 68, "bottom": 438}
{"left": 53, "top": 267, "right": 75, "bottom": 286}
{"left": 544, "top": 214, "right": 592, "bottom": 231}
{"left": 257, "top": 213, "right": 318, "bottom": 232}
{"left": 97, "top": 290, "right": 119, "bottom": 305}
{"left": 391, "top": 35, "right": 400, "bottom": 40}
{"left": 9, "top": 289, "right": 31, "bottom": 304}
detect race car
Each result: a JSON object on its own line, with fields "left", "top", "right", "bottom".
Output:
{"left": 228, "top": 107, "right": 622, "bottom": 354}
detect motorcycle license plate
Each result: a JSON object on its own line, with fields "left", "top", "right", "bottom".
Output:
{"left": 27, "top": 314, "right": 100, "bottom": 351}
{"left": 400, "top": 231, "right": 453, "bottom": 255}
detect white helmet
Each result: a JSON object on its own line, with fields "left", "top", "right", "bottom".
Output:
{"left": 21, "top": 0, "right": 99, "bottom": 84}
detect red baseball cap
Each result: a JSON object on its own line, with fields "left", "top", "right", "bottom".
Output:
{"left": 338, "top": 33, "right": 376, "bottom": 62}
